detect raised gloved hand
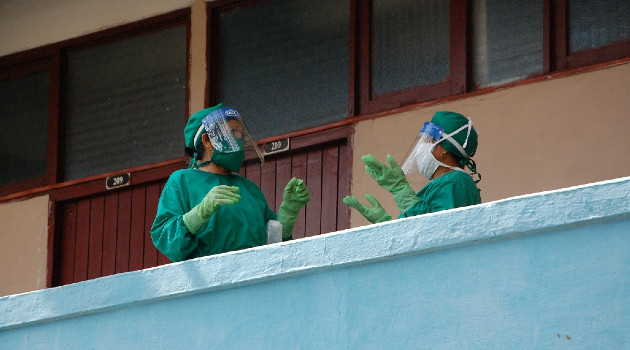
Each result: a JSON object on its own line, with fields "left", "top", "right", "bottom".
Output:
{"left": 343, "top": 194, "right": 391, "bottom": 224}
{"left": 182, "top": 185, "right": 241, "bottom": 234}
{"left": 277, "top": 177, "right": 310, "bottom": 239}
{"left": 362, "top": 154, "right": 419, "bottom": 213}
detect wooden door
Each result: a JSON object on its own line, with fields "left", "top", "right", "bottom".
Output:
{"left": 241, "top": 126, "right": 351, "bottom": 239}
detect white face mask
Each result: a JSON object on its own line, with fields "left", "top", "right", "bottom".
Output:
{"left": 415, "top": 143, "right": 440, "bottom": 180}
{"left": 415, "top": 141, "right": 465, "bottom": 180}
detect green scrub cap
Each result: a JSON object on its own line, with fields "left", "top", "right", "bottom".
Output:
{"left": 431, "top": 111, "right": 478, "bottom": 159}
{"left": 184, "top": 103, "right": 224, "bottom": 157}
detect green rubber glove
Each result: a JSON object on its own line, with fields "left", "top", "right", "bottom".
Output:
{"left": 343, "top": 194, "right": 391, "bottom": 224}
{"left": 182, "top": 185, "right": 241, "bottom": 234}
{"left": 277, "top": 177, "right": 310, "bottom": 239}
{"left": 362, "top": 154, "right": 419, "bottom": 213}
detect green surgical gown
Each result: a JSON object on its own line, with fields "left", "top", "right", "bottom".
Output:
{"left": 151, "top": 169, "right": 277, "bottom": 262}
{"left": 400, "top": 170, "right": 481, "bottom": 218}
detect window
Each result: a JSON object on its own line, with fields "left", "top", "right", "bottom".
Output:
{"left": 210, "top": 0, "right": 630, "bottom": 127}
{"left": 554, "top": 0, "right": 630, "bottom": 69}
{"left": 210, "top": 0, "right": 350, "bottom": 140}
{"left": 64, "top": 25, "right": 187, "bottom": 180}
{"left": 568, "top": 0, "right": 630, "bottom": 53}
{"left": 471, "top": 0, "right": 544, "bottom": 88}
{"left": 358, "top": 0, "right": 466, "bottom": 114}
{"left": 0, "top": 58, "right": 56, "bottom": 194}
{"left": 0, "top": 70, "right": 50, "bottom": 186}
{"left": 0, "top": 11, "right": 189, "bottom": 196}
{"left": 371, "top": 0, "right": 451, "bottom": 95}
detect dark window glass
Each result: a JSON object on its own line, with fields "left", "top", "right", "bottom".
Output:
{"left": 471, "top": 0, "right": 544, "bottom": 88}
{"left": 371, "top": 0, "right": 450, "bottom": 96}
{"left": 64, "top": 25, "right": 187, "bottom": 180}
{"left": 215, "top": 0, "right": 349, "bottom": 140}
{"left": 568, "top": 0, "right": 630, "bottom": 53}
{"left": 0, "top": 71, "right": 49, "bottom": 186}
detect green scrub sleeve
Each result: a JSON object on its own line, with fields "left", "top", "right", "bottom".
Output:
{"left": 151, "top": 183, "right": 200, "bottom": 262}
{"left": 399, "top": 173, "right": 476, "bottom": 218}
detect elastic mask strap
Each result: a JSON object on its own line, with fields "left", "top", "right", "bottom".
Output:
{"left": 439, "top": 162, "right": 466, "bottom": 174}
{"left": 460, "top": 158, "right": 481, "bottom": 183}
{"left": 196, "top": 160, "right": 212, "bottom": 168}
{"left": 189, "top": 151, "right": 213, "bottom": 169}
{"left": 438, "top": 120, "right": 472, "bottom": 159}
{"left": 189, "top": 152, "right": 199, "bottom": 169}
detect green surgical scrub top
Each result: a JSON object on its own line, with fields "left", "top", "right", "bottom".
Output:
{"left": 151, "top": 169, "right": 277, "bottom": 262}
{"left": 400, "top": 170, "right": 481, "bottom": 218}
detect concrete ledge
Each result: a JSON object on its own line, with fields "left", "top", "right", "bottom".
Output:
{"left": 2, "top": 176, "right": 629, "bottom": 332}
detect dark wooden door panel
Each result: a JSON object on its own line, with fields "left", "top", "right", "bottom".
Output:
{"left": 53, "top": 179, "right": 170, "bottom": 286}
{"left": 115, "top": 190, "right": 132, "bottom": 275}
{"left": 59, "top": 203, "right": 76, "bottom": 286}
{"left": 241, "top": 133, "right": 351, "bottom": 239}
{"left": 102, "top": 192, "right": 119, "bottom": 277}
{"left": 87, "top": 196, "right": 104, "bottom": 280}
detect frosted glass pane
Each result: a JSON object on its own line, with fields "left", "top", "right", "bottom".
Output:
{"left": 569, "top": 0, "right": 630, "bottom": 53}
{"left": 216, "top": 0, "right": 349, "bottom": 140}
{"left": 472, "top": 0, "right": 544, "bottom": 88}
{"left": 65, "top": 25, "right": 187, "bottom": 181}
{"left": 0, "top": 71, "right": 49, "bottom": 185}
{"left": 372, "top": 0, "right": 450, "bottom": 96}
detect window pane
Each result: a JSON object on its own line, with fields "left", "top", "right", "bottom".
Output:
{"left": 569, "top": 0, "right": 630, "bottom": 53}
{"left": 471, "top": 0, "right": 543, "bottom": 88}
{"left": 0, "top": 71, "right": 49, "bottom": 186}
{"left": 65, "top": 25, "right": 187, "bottom": 181}
{"left": 216, "top": 0, "right": 349, "bottom": 140}
{"left": 372, "top": 0, "right": 450, "bottom": 96}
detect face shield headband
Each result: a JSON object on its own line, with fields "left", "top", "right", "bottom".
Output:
{"left": 189, "top": 107, "right": 264, "bottom": 170}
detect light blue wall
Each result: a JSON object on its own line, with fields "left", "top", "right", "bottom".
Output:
{"left": 2, "top": 177, "right": 630, "bottom": 349}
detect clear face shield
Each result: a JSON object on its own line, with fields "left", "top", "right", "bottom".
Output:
{"left": 400, "top": 121, "right": 444, "bottom": 180}
{"left": 199, "top": 107, "right": 264, "bottom": 166}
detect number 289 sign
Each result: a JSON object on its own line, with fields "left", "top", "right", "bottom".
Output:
{"left": 106, "top": 173, "right": 131, "bottom": 190}
{"left": 263, "top": 138, "right": 290, "bottom": 155}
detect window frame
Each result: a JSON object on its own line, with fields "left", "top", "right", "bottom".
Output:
{"left": 206, "top": 0, "right": 630, "bottom": 130}
{"left": 552, "top": 0, "right": 630, "bottom": 70}
{"left": 206, "top": 0, "right": 356, "bottom": 137}
{"left": 357, "top": 0, "right": 467, "bottom": 115}
{"left": 0, "top": 54, "right": 60, "bottom": 196}
{"left": 0, "top": 9, "right": 191, "bottom": 199}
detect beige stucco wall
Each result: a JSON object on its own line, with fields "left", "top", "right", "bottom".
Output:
{"left": 350, "top": 62, "right": 630, "bottom": 227}
{"left": 0, "top": 195, "right": 49, "bottom": 296}
{"left": 0, "top": 0, "right": 194, "bottom": 57}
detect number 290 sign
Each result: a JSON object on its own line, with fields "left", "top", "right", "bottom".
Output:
{"left": 263, "top": 138, "right": 290, "bottom": 155}
{"left": 106, "top": 173, "right": 131, "bottom": 190}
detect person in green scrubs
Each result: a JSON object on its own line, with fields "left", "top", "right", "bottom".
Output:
{"left": 343, "top": 111, "right": 481, "bottom": 223}
{"left": 151, "top": 104, "right": 310, "bottom": 262}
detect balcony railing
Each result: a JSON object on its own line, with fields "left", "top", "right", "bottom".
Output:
{"left": 2, "top": 176, "right": 630, "bottom": 349}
